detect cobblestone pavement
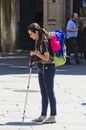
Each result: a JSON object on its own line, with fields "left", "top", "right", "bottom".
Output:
{"left": 0, "top": 53, "right": 86, "bottom": 130}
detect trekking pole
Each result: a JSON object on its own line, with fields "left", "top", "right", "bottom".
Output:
{"left": 22, "top": 65, "right": 32, "bottom": 122}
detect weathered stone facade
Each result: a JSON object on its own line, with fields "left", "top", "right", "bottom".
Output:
{"left": 43, "top": 0, "right": 66, "bottom": 31}
{"left": 0, "top": 0, "right": 66, "bottom": 52}
{"left": 0, "top": 0, "right": 20, "bottom": 52}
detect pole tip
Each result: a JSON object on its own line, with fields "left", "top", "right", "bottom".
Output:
{"left": 22, "top": 117, "right": 24, "bottom": 122}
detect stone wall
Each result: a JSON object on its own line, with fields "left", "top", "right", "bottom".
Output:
{"left": 43, "top": 0, "right": 66, "bottom": 31}
{"left": 0, "top": 0, "right": 20, "bottom": 53}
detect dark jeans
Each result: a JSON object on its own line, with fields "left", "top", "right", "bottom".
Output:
{"left": 66, "top": 37, "right": 80, "bottom": 64}
{"left": 38, "top": 64, "right": 57, "bottom": 116}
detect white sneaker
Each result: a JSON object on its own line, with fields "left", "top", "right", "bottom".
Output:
{"left": 32, "top": 116, "right": 46, "bottom": 122}
{"left": 43, "top": 116, "right": 56, "bottom": 124}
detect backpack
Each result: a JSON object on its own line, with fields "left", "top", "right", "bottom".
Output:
{"left": 49, "top": 29, "right": 66, "bottom": 66}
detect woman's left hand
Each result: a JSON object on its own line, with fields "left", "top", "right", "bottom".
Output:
{"left": 30, "top": 51, "right": 35, "bottom": 56}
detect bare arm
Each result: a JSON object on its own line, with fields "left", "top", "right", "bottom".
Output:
{"left": 30, "top": 51, "right": 49, "bottom": 61}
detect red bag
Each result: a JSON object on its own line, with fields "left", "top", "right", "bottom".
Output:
{"left": 50, "top": 34, "right": 61, "bottom": 52}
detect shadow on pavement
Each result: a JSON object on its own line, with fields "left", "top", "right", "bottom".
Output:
{"left": 55, "top": 64, "right": 86, "bottom": 75}
{"left": 0, "top": 121, "right": 43, "bottom": 126}
{"left": 81, "top": 103, "right": 86, "bottom": 106}
{"left": 0, "top": 53, "right": 86, "bottom": 75}
{"left": 0, "top": 54, "right": 38, "bottom": 75}
{"left": 14, "top": 89, "right": 39, "bottom": 93}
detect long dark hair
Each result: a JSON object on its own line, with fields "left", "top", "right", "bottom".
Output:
{"left": 27, "top": 23, "right": 48, "bottom": 51}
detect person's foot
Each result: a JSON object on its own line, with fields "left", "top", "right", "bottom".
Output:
{"left": 43, "top": 116, "right": 56, "bottom": 124}
{"left": 32, "top": 116, "right": 46, "bottom": 122}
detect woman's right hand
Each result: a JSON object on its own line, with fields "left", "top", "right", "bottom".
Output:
{"left": 29, "top": 61, "right": 35, "bottom": 68}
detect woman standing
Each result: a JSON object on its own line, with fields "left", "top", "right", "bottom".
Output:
{"left": 28, "top": 23, "right": 57, "bottom": 124}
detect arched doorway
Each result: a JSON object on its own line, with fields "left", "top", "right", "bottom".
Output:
{"left": 18, "top": 0, "right": 43, "bottom": 50}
